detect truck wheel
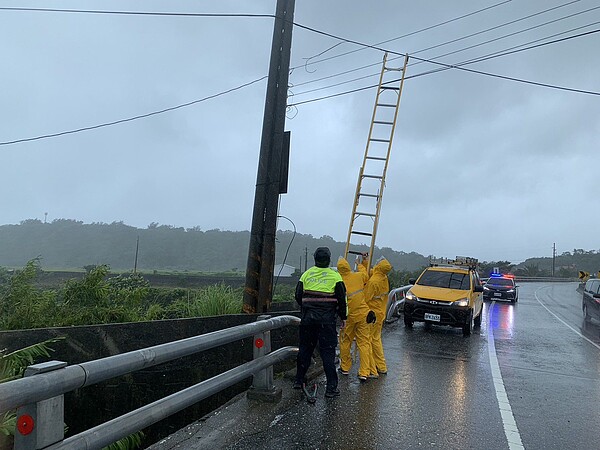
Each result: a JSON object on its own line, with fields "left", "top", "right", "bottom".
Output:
{"left": 462, "top": 310, "right": 473, "bottom": 336}
{"left": 404, "top": 314, "right": 413, "bottom": 328}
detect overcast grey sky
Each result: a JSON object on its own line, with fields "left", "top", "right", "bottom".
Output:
{"left": 1, "top": 0, "right": 598, "bottom": 264}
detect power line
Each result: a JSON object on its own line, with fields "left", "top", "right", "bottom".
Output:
{"left": 0, "top": 76, "right": 267, "bottom": 146}
{"left": 291, "top": 3, "right": 598, "bottom": 91}
{"left": 3, "top": 27, "right": 598, "bottom": 146}
{"left": 294, "top": 0, "right": 581, "bottom": 71}
{"left": 0, "top": 7, "right": 274, "bottom": 19}
{"left": 294, "top": 0, "right": 513, "bottom": 70}
{"left": 291, "top": 20, "right": 600, "bottom": 98}
{"left": 287, "top": 27, "right": 600, "bottom": 106}
{"left": 2, "top": 6, "right": 599, "bottom": 145}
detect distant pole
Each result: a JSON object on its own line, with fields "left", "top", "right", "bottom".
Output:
{"left": 44, "top": 212, "right": 48, "bottom": 224}
{"left": 134, "top": 236, "right": 140, "bottom": 274}
{"left": 552, "top": 242, "right": 556, "bottom": 277}
{"left": 243, "top": 0, "right": 295, "bottom": 314}
{"left": 304, "top": 247, "right": 308, "bottom": 272}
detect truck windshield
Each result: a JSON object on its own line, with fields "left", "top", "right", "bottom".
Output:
{"left": 418, "top": 270, "right": 470, "bottom": 290}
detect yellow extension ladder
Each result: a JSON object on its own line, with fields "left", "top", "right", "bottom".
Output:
{"left": 344, "top": 52, "right": 409, "bottom": 271}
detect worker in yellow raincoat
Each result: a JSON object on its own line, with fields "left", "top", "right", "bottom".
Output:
{"left": 336, "top": 256, "right": 371, "bottom": 381}
{"left": 364, "top": 257, "right": 392, "bottom": 378}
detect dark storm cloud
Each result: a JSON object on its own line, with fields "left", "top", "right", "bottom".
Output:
{"left": 1, "top": 0, "right": 598, "bottom": 263}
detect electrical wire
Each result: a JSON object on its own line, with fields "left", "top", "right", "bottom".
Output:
{"left": 290, "top": 23, "right": 600, "bottom": 99}
{"left": 1, "top": 4, "right": 599, "bottom": 145}
{"left": 0, "top": 76, "right": 268, "bottom": 146}
{"left": 287, "top": 27, "right": 600, "bottom": 106}
{"left": 294, "top": 0, "right": 513, "bottom": 71}
{"left": 0, "top": 7, "right": 274, "bottom": 19}
{"left": 273, "top": 215, "right": 296, "bottom": 294}
{"left": 287, "top": 1, "right": 599, "bottom": 102}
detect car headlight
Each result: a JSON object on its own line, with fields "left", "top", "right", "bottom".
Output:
{"left": 406, "top": 291, "right": 417, "bottom": 301}
{"left": 483, "top": 286, "right": 490, "bottom": 291}
{"left": 453, "top": 298, "right": 469, "bottom": 307}
{"left": 506, "top": 289, "right": 514, "bottom": 293}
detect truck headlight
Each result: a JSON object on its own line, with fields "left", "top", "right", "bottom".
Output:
{"left": 406, "top": 292, "right": 417, "bottom": 301}
{"left": 453, "top": 298, "right": 469, "bottom": 307}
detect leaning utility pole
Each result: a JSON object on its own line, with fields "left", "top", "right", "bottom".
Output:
{"left": 243, "top": 0, "right": 295, "bottom": 314}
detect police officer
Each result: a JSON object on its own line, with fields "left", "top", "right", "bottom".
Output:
{"left": 294, "top": 247, "right": 347, "bottom": 398}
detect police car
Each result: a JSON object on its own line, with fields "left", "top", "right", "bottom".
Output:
{"left": 483, "top": 274, "right": 518, "bottom": 303}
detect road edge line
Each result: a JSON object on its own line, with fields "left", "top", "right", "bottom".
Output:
{"left": 487, "top": 301, "right": 525, "bottom": 450}
{"left": 534, "top": 287, "right": 600, "bottom": 351}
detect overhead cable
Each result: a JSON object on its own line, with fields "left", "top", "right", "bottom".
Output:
{"left": 288, "top": 27, "right": 600, "bottom": 106}
{"left": 0, "top": 7, "right": 274, "bottom": 18}
{"left": 1, "top": 5, "right": 599, "bottom": 145}
{"left": 292, "top": 21, "right": 600, "bottom": 97}
{"left": 295, "top": 0, "right": 513, "bottom": 70}
{"left": 0, "top": 76, "right": 267, "bottom": 146}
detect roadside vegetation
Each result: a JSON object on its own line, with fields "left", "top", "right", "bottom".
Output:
{"left": 0, "top": 259, "right": 298, "bottom": 331}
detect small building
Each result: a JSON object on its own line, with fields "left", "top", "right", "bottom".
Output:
{"left": 273, "top": 263, "right": 296, "bottom": 277}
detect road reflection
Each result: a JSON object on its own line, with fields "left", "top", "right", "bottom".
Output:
{"left": 488, "top": 301, "right": 515, "bottom": 339}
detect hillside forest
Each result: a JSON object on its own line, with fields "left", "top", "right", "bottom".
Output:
{"left": 2, "top": 219, "right": 598, "bottom": 276}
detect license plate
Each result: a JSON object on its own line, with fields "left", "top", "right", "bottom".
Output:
{"left": 494, "top": 292, "right": 502, "bottom": 297}
{"left": 424, "top": 313, "right": 441, "bottom": 322}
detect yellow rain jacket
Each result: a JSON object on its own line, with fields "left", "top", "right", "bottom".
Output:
{"left": 364, "top": 258, "right": 392, "bottom": 376}
{"left": 336, "top": 257, "right": 371, "bottom": 378}
{"left": 337, "top": 258, "right": 369, "bottom": 318}
{"left": 365, "top": 258, "right": 392, "bottom": 316}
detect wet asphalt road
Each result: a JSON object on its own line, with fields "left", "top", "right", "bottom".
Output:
{"left": 159, "top": 282, "right": 600, "bottom": 450}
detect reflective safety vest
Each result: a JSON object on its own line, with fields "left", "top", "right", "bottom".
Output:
{"left": 300, "top": 266, "right": 342, "bottom": 295}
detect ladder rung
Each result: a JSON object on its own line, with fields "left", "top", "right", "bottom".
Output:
{"left": 362, "top": 174, "right": 383, "bottom": 179}
{"left": 373, "top": 120, "right": 394, "bottom": 125}
{"left": 380, "top": 86, "right": 399, "bottom": 91}
{"left": 359, "top": 193, "right": 379, "bottom": 198}
{"left": 366, "top": 156, "right": 386, "bottom": 161}
{"left": 348, "top": 250, "right": 364, "bottom": 256}
{"left": 384, "top": 67, "right": 404, "bottom": 72}
{"left": 369, "top": 138, "right": 390, "bottom": 143}
{"left": 376, "top": 103, "right": 396, "bottom": 107}
{"left": 351, "top": 231, "right": 373, "bottom": 237}
{"left": 356, "top": 211, "right": 376, "bottom": 217}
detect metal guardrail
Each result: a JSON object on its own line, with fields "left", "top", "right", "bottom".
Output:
{"left": 1, "top": 314, "right": 300, "bottom": 450}
{"left": 495, "top": 277, "right": 579, "bottom": 283}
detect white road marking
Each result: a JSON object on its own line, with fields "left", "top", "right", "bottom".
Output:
{"left": 534, "top": 287, "right": 600, "bottom": 351}
{"left": 487, "top": 301, "right": 525, "bottom": 450}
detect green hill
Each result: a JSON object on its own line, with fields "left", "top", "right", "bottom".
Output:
{"left": 0, "top": 219, "right": 430, "bottom": 273}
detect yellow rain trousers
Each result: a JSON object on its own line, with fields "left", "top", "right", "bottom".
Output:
{"left": 336, "top": 257, "right": 371, "bottom": 378}
{"left": 364, "top": 258, "right": 392, "bottom": 376}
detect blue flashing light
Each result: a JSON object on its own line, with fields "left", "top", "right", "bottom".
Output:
{"left": 490, "top": 273, "right": 503, "bottom": 277}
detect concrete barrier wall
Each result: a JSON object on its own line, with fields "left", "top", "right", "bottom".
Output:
{"left": 0, "top": 310, "right": 300, "bottom": 448}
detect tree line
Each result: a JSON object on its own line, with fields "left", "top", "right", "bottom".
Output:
{"left": 1, "top": 219, "right": 596, "bottom": 277}
{"left": 0, "top": 219, "right": 430, "bottom": 272}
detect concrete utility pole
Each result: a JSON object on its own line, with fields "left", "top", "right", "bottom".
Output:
{"left": 243, "top": 0, "right": 295, "bottom": 314}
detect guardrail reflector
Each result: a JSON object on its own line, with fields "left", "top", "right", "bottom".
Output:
{"left": 17, "top": 414, "right": 34, "bottom": 435}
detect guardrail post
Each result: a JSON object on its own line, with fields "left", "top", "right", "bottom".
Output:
{"left": 247, "top": 315, "right": 282, "bottom": 402}
{"left": 14, "top": 361, "right": 67, "bottom": 450}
